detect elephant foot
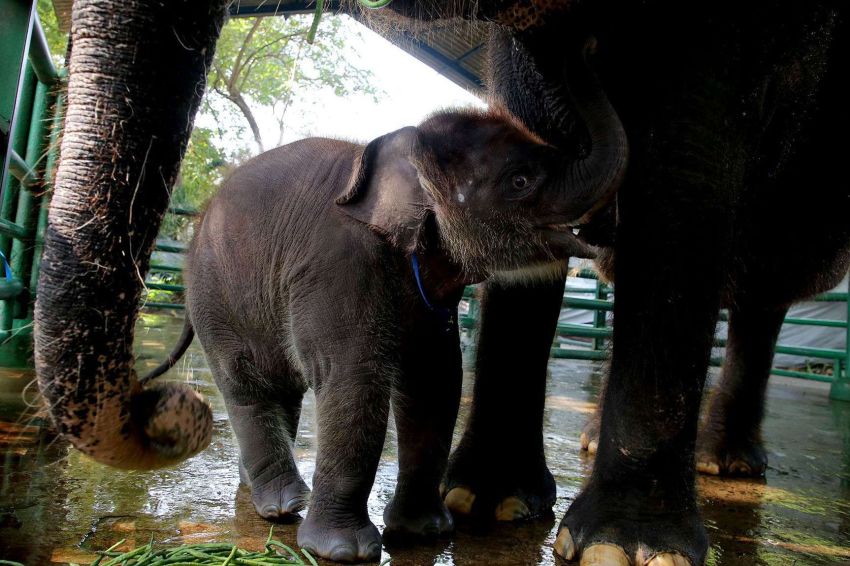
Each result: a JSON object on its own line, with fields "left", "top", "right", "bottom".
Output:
{"left": 297, "top": 514, "right": 381, "bottom": 563}
{"left": 383, "top": 487, "right": 453, "bottom": 539}
{"left": 555, "top": 481, "right": 708, "bottom": 565}
{"left": 442, "top": 441, "right": 555, "bottom": 521}
{"left": 247, "top": 465, "right": 310, "bottom": 520}
{"left": 579, "top": 411, "right": 601, "bottom": 455}
{"left": 695, "top": 427, "right": 767, "bottom": 477}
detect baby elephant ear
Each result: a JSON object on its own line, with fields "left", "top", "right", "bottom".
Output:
{"left": 336, "top": 126, "right": 432, "bottom": 246}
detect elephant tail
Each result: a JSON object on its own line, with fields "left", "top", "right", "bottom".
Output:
{"left": 141, "top": 317, "right": 195, "bottom": 385}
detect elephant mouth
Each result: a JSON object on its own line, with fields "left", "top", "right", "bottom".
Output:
{"left": 535, "top": 222, "right": 599, "bottom": 259}
{"left": 536, "top": 197, "right": 617, "bottom": 251}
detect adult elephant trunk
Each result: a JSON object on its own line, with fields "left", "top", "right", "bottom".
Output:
{"left": 34, "top": 0, "right": 228, "bottom": 470}
{"left": 553, "top": 40, "right": 628, "bottom": 225}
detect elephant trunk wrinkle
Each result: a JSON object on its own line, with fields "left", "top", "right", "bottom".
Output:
{"left": 546, "top": 36, "right": 629, "bottom": 226}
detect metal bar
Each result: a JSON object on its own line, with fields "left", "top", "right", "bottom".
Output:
{"left": 145, "top": 282, "right": 185, "bottom": 293}
{"left": 1, "top": 63, "right": 36, "bottom": 258}
{"left": 28, "top": 13, "right": 58, "bottom": 85}
{"left": 0, "top": 0, "right": 36, "bottom": 192}
{"left": 29, "top": 80, "right": 65, "bottom": 295}
{"left": 774, "top": 344, "right": 846, "bottom": 361}
{"left": 770, "top": 368, "right": 835, "bottom": 384}
{"left": 455, "top": 43, "right": 483, "bottom": 63}
{"left": 565, "top": 286, "right": 598, "bottom": 294}
{"left": 829, "top": 276, "right": 850, "bottom": 401}
{"left": 0, "top": 278, "right": 24, "bottom": 300}
{"left": 593, "top": 282, "right": 607, "bottom": 350}
{"left": 0, "top": 218, "right": 30, "bottom": 240}
{"left": 141, "top": 302, "right": 186, "bottom": 310}
{"left": 783, "top": 317, "right": 846, "bottom": 328}
{"left": 7, "top": 149, "right": 36, "bottom": 187}
{"left": 11, "top": 80, "right": 51, "bottom": 319}
{"left": 563, "top": 297, "right": 613, "bottom": 311}
{"left": 558, "top": 324, "right": 611, "bottom": 339}
{"left": 149, "top": 263, "right": 184, "bottom": 273}
{"left": 155, "top": 241, "right": 188, "bottom": 253}
{"left": 815, "top": 292, "right": 849, "bottom": 302}
{"left": 551, "top": 348, "right": 608, "bottom": 361}
{"left": 167, "top": 206, "right": 199, "bottom": 216}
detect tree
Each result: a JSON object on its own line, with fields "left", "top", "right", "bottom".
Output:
{"left": 206, "top": 15, "right": 378, "bottom": 154}
{"left": 34, "top": 4, "right": 380, "bottom": 243}
{"left": 162, "top": 14, "right": 380, "bottom": 242}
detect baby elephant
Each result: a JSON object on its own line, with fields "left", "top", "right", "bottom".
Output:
{"left": 150, "top": 80, "right": 623, "bottom": 561}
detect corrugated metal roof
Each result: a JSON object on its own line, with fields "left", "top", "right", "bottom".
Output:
{"left": 48, "top": 0, "right": 488, "bottom": 93}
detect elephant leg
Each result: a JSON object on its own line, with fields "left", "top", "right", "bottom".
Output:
{"left": 207, "top": 353, "right": 309, "bottom": 520}
{"left": 444, "top": 276, "right": 562, "bottom": 521}
{"left": 384, "top": 317, "right": 461, "bottom": 538}
{"left": 297, "top": 358, "right": 389, "bottom": 563}
{"left": 556, "top": 184, "right": 723, "bottom": 564}
{"left": 696, "top": 304, "right": 788, "bottom": 477}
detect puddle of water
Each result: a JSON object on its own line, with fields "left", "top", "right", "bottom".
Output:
{"left": 0, "top": 313, "right": 848, "bottom": 565}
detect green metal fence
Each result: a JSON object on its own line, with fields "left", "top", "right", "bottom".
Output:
{"left": 142, "top": 227, "right": 850, "bottom": 401}
{"left": 0, "top": 0, "right": 62, "bottom": 368}
{"left": 537, "top": 271, "right": 850, "bottom": 401}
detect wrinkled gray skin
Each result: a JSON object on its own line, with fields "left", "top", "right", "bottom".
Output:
{"left": 166, "top": 83, "right": 624, "bottom": 561}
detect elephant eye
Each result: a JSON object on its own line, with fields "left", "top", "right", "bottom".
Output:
{"left": 512, "top": 175, "right": 530, "bottom": 190}
{"left": 504, "top": 168, "right": 542, "bottom": 200}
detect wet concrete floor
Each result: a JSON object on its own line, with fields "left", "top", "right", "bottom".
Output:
{"left": 0, "top": 312, "right": 848, "bottom": 565}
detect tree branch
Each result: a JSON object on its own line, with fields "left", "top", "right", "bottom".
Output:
{"left": 229, "top": 18, "right": 263, "bottom": 91}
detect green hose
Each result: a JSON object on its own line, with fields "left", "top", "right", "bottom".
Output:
{"left": 306, "top": 0, "right": 394, "bottom": 44}
{"left": 358, "top": 0, "right": 394, "bottom": 8}
{"left": 306, "top": 0, "right": 325, "bottom": 44}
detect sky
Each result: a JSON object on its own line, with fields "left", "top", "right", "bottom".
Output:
{"left": 197, "top": 14, "right": 484, "bottom": 152}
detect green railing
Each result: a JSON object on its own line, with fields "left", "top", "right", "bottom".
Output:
{"left": 144, "top": 228, "right": 849, "bottom": 401}
{"left": 0, "top": 1, "right": 63, "bottom": 367}
{"left": 538, "top": 271, "right": 850, "bottom": 401}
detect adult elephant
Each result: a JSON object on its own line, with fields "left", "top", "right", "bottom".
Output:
{"left": 34, "top": 2, "right": 850, "bottom": 566}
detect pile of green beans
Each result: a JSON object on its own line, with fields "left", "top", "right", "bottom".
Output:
{"left": 88, "top": 528, "right": 319, "bottom": 566}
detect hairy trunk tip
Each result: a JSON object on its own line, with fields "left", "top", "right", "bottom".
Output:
{"left": 130, "top": 383, "right": 213, "bottom": 467}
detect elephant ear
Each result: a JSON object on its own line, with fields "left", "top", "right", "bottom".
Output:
{"left": 336, "top": 126, "right": 434, "bottom": 248}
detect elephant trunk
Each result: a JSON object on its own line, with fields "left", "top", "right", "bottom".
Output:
{"left": 553, "top": 39, "right": 628, "bottom": 226}
{"left": 34, "top": 0, "right": 227, "bottom": 470}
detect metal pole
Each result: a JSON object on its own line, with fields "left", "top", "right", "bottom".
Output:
{"left": 829, "top": 275, "right": 850, "bottom": 401}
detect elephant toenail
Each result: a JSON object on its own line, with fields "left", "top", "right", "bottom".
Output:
{"left": 444, "top": 486, "right": 476, "bottom": 515}
{"left": 554, "top": 527, "right": 576, "bottom": 561}
{"left": 580, "top": 432, "right": 590, "bottom": 450}
{"left": 696, "top": 461, "right": 720, "bottom": 475}
{"left": 364, "top": 541, "right": 382, "bottom": 559}
{"left": 645, "top": 552, "right": 691, "bottom": 566}
{"left": 329, "top": 545, "right": 356, "bottom": 562}
{"left": 261, "top": 504, "right": 280, "bottom": 517}
{"left": 587, "top": 440, "right": 598, "bottom": 454}
{"left": 581, "top": 544, "right": 630, "bottom": 566}
{"left": 284, "top": 496, "right": 305, "bottom": 513}
{"left": 729, "top": 460, "right": 752, "bottom": 475}
{"left": 495, "top": 496, "right": 530, "bottom": 521}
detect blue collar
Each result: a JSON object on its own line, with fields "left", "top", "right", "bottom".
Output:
{"left": 411, "top": 253, "right": 457, "bottom": 331}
